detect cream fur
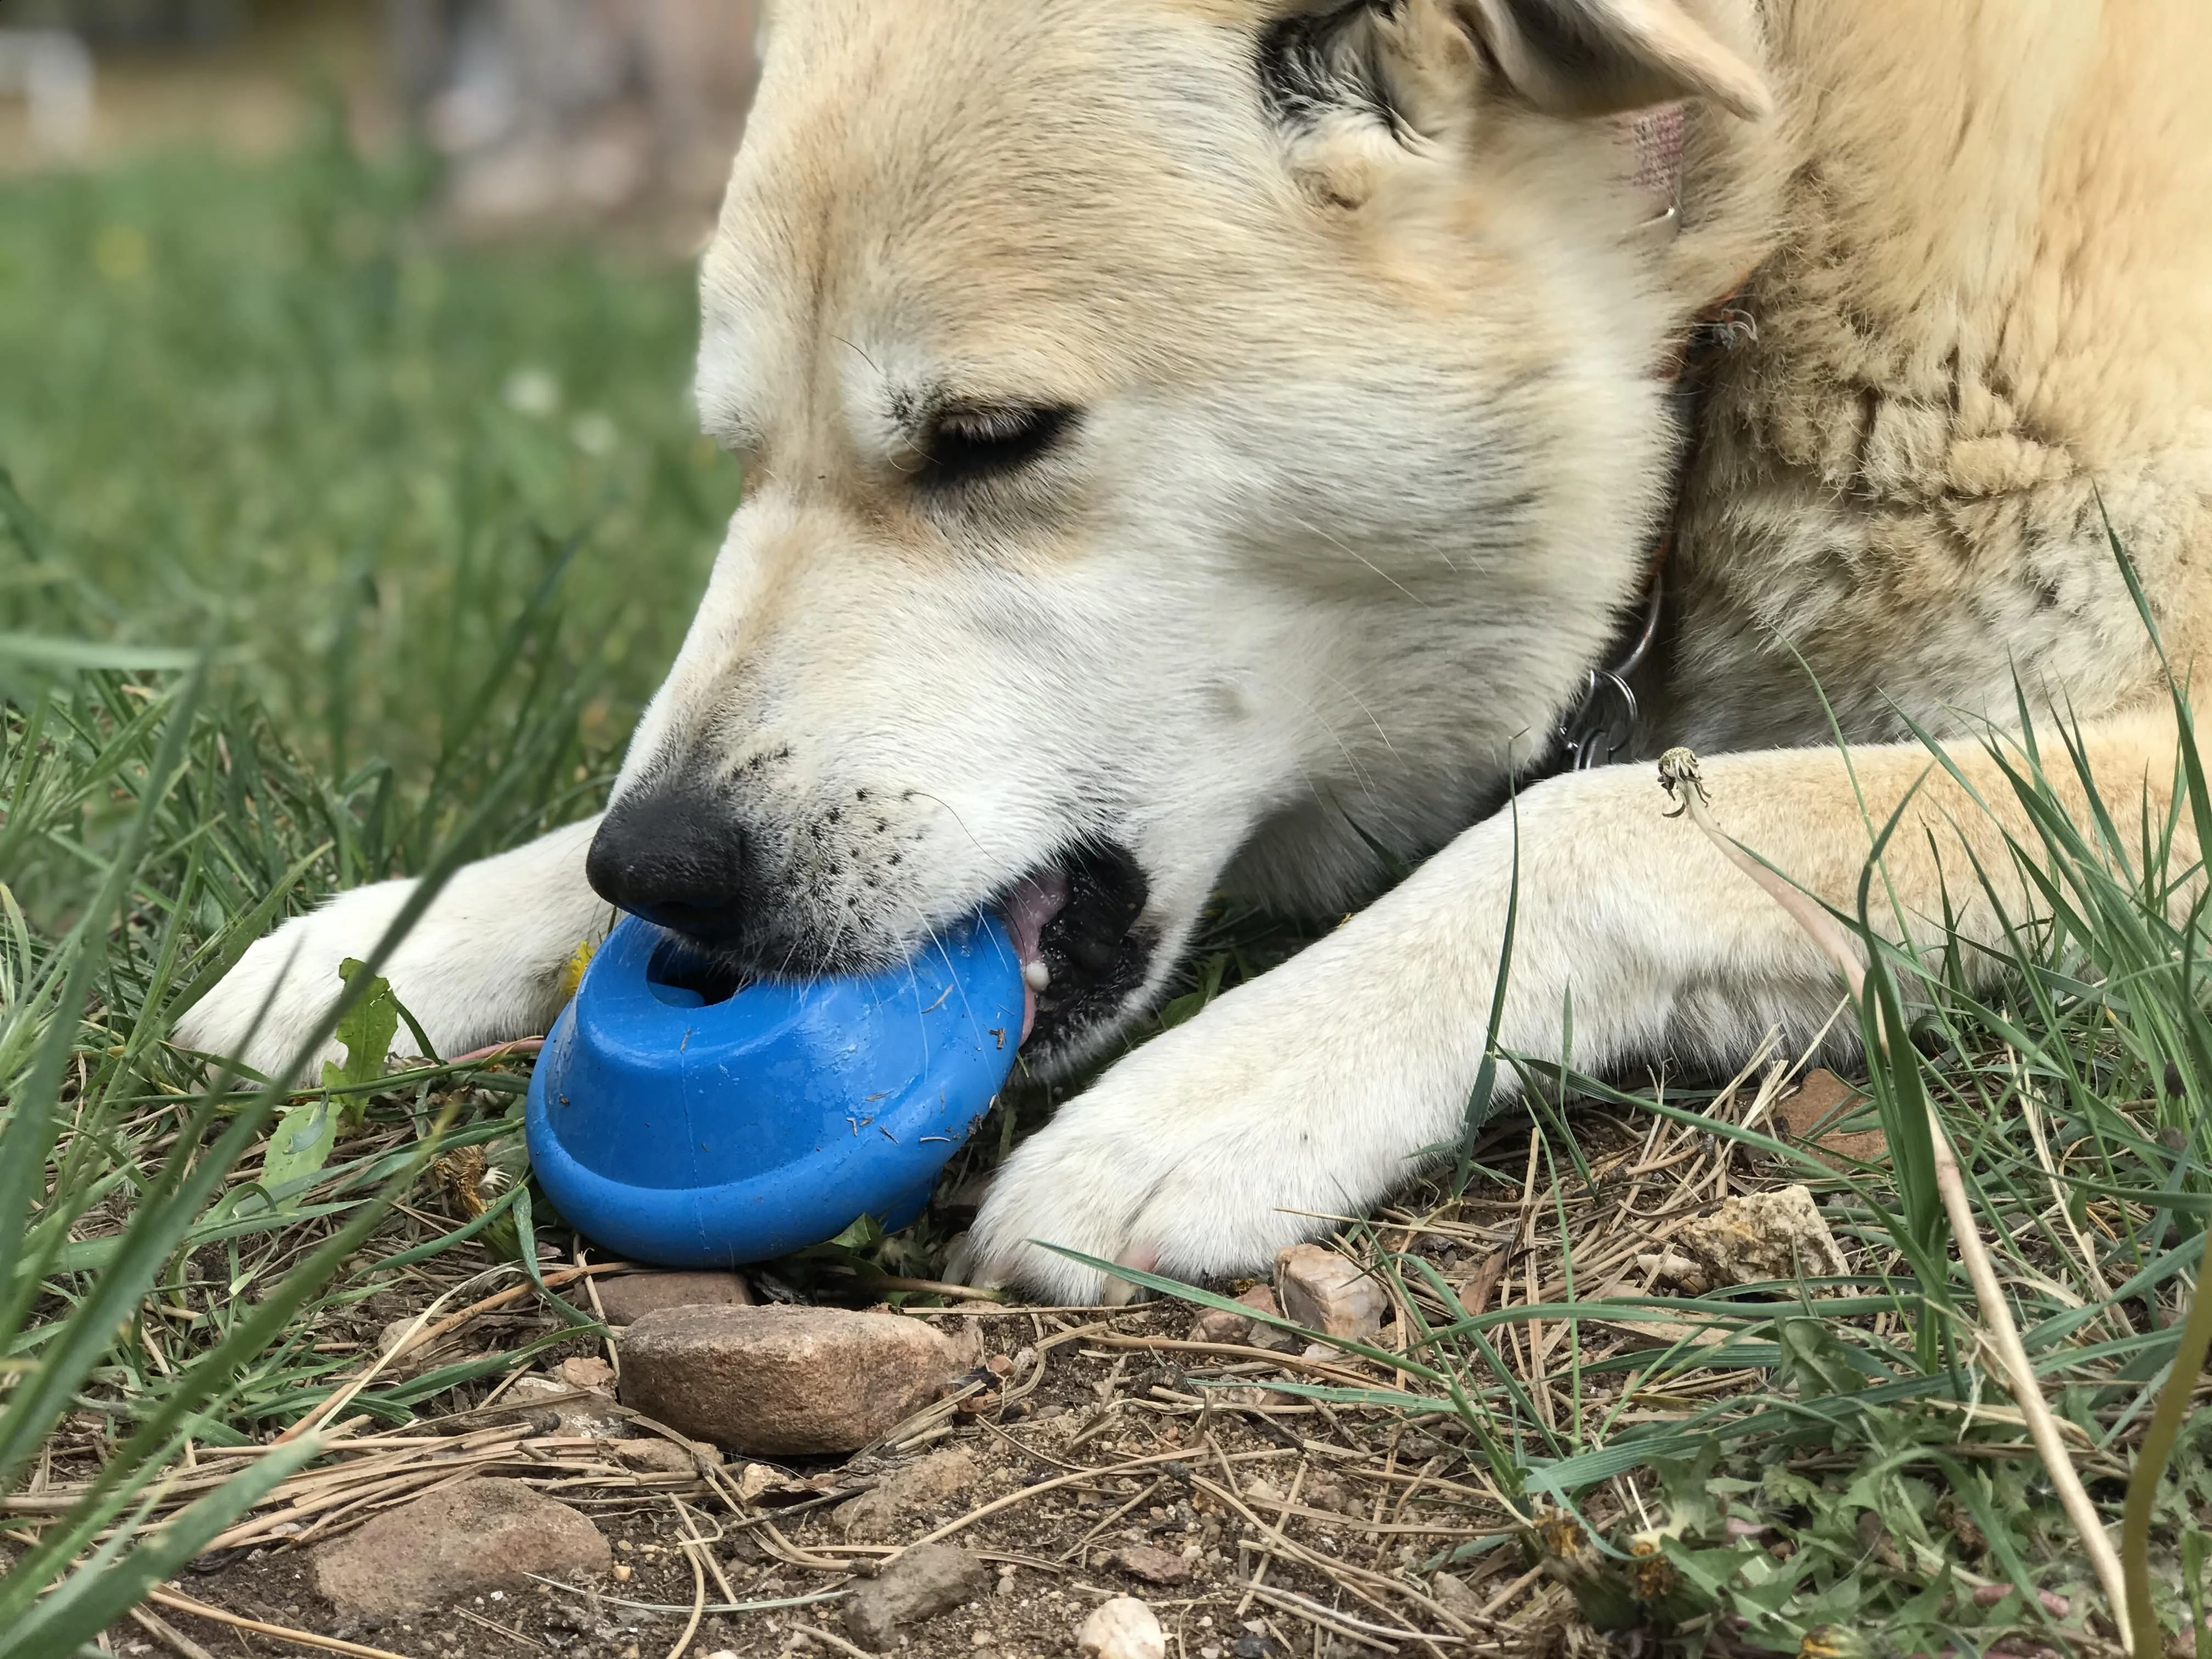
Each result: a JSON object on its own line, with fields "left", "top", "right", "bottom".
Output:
{"left": 180, "top": 0, "right": 2212, "bottom": 1303}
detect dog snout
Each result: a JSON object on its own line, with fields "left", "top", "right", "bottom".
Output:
{"left": 586, "top": 778, "right": 753, "bottom": 945}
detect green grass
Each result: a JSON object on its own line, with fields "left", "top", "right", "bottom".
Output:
{"left": 0, "top": 121, "right": 735, "bottom": 1656}
{"left": 0, "top": 102, "right": 736, "bottom": 793}
{"left": 1093, "top": 652, "right": 2212, "bottom": 1655}
{"left": 1, "top": 124, "right": 2208, "bottom": 1659}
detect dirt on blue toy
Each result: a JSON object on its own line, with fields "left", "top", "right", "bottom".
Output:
{"left": 524, "top": 912, "right": 1025, "bottom": 1268}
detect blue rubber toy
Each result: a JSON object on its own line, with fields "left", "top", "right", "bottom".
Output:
{"left": 525, "top": 912, "right": 1025, "bottom": 1268}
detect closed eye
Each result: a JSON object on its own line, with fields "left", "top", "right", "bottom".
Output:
{"left": 921, "top": 404, "right": 1080, "bottom": 486}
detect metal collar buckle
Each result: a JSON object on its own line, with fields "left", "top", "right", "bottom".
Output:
{"left": 1559, "top": 571, "right": 1664, "bottom": 772}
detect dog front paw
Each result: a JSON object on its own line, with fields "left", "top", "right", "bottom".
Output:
{"left": 962, "top": 941, "right": 1469, "bottom": 1303}
{"left": 173, "top": 879, "right": 428, "bottom": 1080}
{"left": 173, "top": 819, "right": 610, "bottom": 1081}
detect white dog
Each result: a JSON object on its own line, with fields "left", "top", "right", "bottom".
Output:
{"left": 183, "top": 0, "right": 2212, "bottom": 1303}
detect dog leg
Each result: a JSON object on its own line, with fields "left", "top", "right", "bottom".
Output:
{"left": 173, "top": 816, "right": 609, "bottom": 1080}
{"left": 964, "top": 719, "right": 2178, "bottom": 1304}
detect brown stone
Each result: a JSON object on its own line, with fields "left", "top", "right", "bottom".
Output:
{"left": 1189, "top": 1304, "right": 1250, "bottom": 1344}
{"left": 1105, "top": 1544, "right": 1191, "bottom": 1586}
{"left": 557, "top": 1355, "right": 616, "bottom": 1391}
{"left": 1188, "top": 1285, "right": 1295, "bottom": 1350}
{"left": 608, "top": 1437, "right": 699, "bottom": 1474}
{"left": 312, "top": 1478, "right": 610, "bottom": 1621}
{"left": 592, "top": 1270, "right": 754, "bottom": 1326}
{"left": 843, "top": 1543, "right": 990, "bottom": 1649}
{"left": 836, "top": 1447, "right": 981, "bottom": 1541}
{"left": 1431, "top": 1571, "right": 1486, "bottom": 1624}
{"left": 618, "top": 1304, "right": 969, "bottom": 1455}
{"left": 1774, "top": 1070, "right": 1889, "bottom": 1169}
{"left": 1275, "top": 1244, "right": 1387, "bottom": 1340}
{"left": 374, "top": 1316, "right": 439, "bottom": 1380}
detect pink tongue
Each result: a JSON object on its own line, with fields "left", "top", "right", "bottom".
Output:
{"left": 1000, "top": 872, "right": 1070, "bottom": 1044}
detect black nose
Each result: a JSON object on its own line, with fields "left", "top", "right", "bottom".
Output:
{"left": 586, "top": 780, "right": 752, "bottom": 944}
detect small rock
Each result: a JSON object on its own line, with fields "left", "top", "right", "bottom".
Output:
{"left": 508, "top": 1374, "right": 630, "bottom": 1440}
{"left": 1430, "top": 1570, "right": 1485, "bottom": 1623}
{"left": 1774, "top": 1070, "right": 1889, "bottom": 1169}
{"left": 1672, "top": 1186, "right": 1852, "bottom": 1293}
{"left": 1457, "top": 1246, "right": 1513, "bottom": 1317}
{"left": 837, "top": 1447, "right": 981, "bottom": 1541}
{"left": 843, "top": 1544, "right": 990, "bottom": 1650}
{"left": 374, "top": 1316, "right": 442, "bottom": 1379}
{"left": 1105, "top": 1544, "right": 1190, "bottom": 1586}
{"left": 313, "top": 1478, "right": 610, "bottom": 1621}
{"left": 1304, "top": 1472, "right": 1355, "bottom": 1515}
{"left": 1189, "top": 1286, "right": 1295, "bottom": 1350}
{"left": 619, "top": 1305, "right": 972, "bottom": 1455}
{"left": 732, "top": 1463, "right": 780, "bottom": 1505}
{"left": 1637, "top": 1251, "right": 1704, "bottom": 1287}
{"left": 1275, "top": 1245, "right": 1387, "bottom": 1340}
{"left": 593, "top": 1271, "right": 754, "bottom": 1327}
{"left": 557, "top": 1356, "right": 617, "bottom": 1392}
{"left": 1078, "top": 1596, "right": 1167, "bottom": 1659}
{"left": 1190, "top": 1307, "right": 1251, "bottom": 1344}
{"left": 608, "top": 1438, "right": 697, "bottom": 1475}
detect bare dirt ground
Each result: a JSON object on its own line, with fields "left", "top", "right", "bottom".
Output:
{"left": 69, "top": 1079, "right": 1853, "bottom": 1659}
{"left": 140, "top": 1293, "right": 1536, "bottom": 1659}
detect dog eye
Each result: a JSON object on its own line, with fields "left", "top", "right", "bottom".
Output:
{"left": 922, "top": 405, "right": 1079, "bottom": 486}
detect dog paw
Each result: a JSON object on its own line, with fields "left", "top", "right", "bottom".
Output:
{"left": 962, "top": 935, "right": 1468, "bottom": 1304}
{"left": 173, "top": 879, "right": 429, "bottom": 1080}
{"left": 172, "top": 819, "right": 609, "bottom": 1081}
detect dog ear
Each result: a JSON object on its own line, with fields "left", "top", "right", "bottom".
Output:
{"left": 1456, "top": 0, "right": 1770, "bottom": 120}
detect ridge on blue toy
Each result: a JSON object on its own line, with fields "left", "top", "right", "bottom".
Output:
{"left": 525, "top": 912, "right": 1025, "bottom": 1268}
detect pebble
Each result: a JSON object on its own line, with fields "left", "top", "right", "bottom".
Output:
{"left": 618, "top": 1305, "right": 974, "bottom": 1455}
{"left": 507, "top": 1373, "right": 630, "bottom": 1440}
{"left": 1430, "top": 1570, "right": 1486, "bottom": 1623}
{"left": 836, "top": 1447, "right": 981, "bottom": 1541}
{"left": 1188, "top": 1286, "right": 1296, "bottom": 1351}
{"left": 1774, "top": 1070, "right": 1889, "bottom": 1169}
{"left": 843, "top": 1543, "right": 991, "bottom": 1650}
{"left": 1667, "top": 1185, "right": 1851, "bottom": 1293}
{"left": 312, "top": 1479, "right": 610, "bottom": 1621}
{"left": 591, "top": 1270, "right": 754, "bottom": 1327}
{"left": 1077, "top": 1596, "right": 1167, "bottom": 1659}
{"left": 557, "top": 1355, "right": 616, "bottom": 1391}
{"left": 375, "top": 1316, "right": 435, "bottom": 1377}
{"left": 607, "top": 1437, "right": 698, "bottom": 1475}
{"left": 1105, "top": 1544, "right": 1191, "bottom": 1586}
{"left": 1275, "top": 1245, "right": 1387, "bottom": 1340}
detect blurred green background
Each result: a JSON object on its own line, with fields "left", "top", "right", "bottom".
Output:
{"left": 0, "top": 0, "right": 742, "bottom": 797}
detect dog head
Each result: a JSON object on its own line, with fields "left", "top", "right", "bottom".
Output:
{"left": 588, "top": 0, "right": 1769, "bottom": 1070}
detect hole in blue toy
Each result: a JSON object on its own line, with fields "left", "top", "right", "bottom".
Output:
{"left": 645, "top": 936, "right": 749, "bottom": 1008}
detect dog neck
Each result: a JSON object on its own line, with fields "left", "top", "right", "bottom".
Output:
{"left": 1550, "top": 105, "right": 1758, "bottom": 775}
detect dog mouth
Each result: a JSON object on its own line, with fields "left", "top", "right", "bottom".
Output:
{"left": 998, "top": 841, "right": 1155, "bottom": 1059}
{"left": 630, "top": 838, "right": 1156, "bottom": 1060}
